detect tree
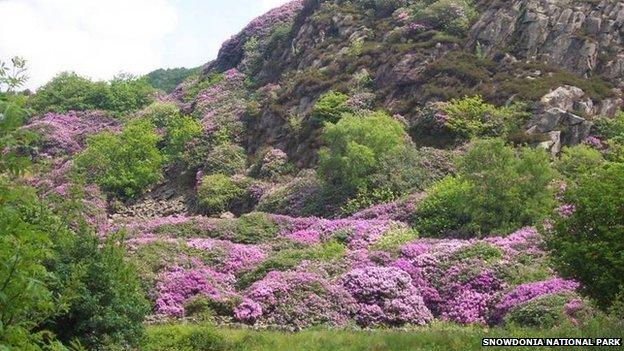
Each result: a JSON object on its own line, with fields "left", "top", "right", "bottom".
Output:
{"left": 74, "top": 118, "right": 164, "bottom": 198}
{"left": 317, "top": 111, "right": 406, "bottom": 198}
{"left": 414, "top": 139, "right": 555, "bottom": 237}
{"left": 548, "top": 162, "right": 624, "bottom": 310}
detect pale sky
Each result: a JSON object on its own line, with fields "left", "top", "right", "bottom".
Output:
{"left": 0, "top": 0, "right": 291, "bottom": 89}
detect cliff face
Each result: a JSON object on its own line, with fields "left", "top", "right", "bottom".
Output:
{"left": 179, "top": 0, "right": 624, "bottom": 166}
{"left": 470, "top": 0, "right": 624, "bottom": 84}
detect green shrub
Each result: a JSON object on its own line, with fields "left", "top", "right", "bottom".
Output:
{"left": 141, "top": 102, "right": 202, "bottom": 161}
{"left": 340, "top": 187, "right": 399, "bottom": 216}
{"left": 74, "top": 118, "right": 164, "bottom": 198}
{"left": 182, "top": 73, "right": 223, "bottom": 102}
{"left": 29, "top": 72, "right": 154, "bottom": 114}
{"left": 440, "top": 96, "right": 529, "bottom": 140}
{"left": 414, "top": 0, "right": 477, "bottom": 36}
{"left": 318, "top": 111, "right": 406, "bottom": 198}
{"left": 205, "top": 143, "right": 247, "bottom": 175}
{"left": 256, "top": 170, "right": 325, "bottom": 217}
{"left": 46, "top": 233, "right": 150, "bottom": 349}
{"left": 146, "top": 67, "right": 199, "bottom": 93}
{"left": 371, "top": 145, "right": 452, "bottom": 195}
{"left": 197, "top": 174, "right": 245, "bottom": 214}
{"left": 451, "top": 242, "right": 503, "bottom": 263}
{"left": 548, "top": 162, "right": 624, "bottom": 309}
{"left": 555, "top": 145, "right": 604, "bottom": 181}
{"left": 504, "top": 293, "right": 585, "bottom": 328}
{"left": 414, "top": 139, "right": 554, "bottom": 237}
{"left": 312, "top": 90, "right": 351, "bottom": 124}
{"left": 233, "top": 212, "right": 279, "bottom": 244}
{"left": 371, "top": 228, "right": 419, "bottom": 254}
{"left": 413, "top": 176, "right": 473, "bottom": 237}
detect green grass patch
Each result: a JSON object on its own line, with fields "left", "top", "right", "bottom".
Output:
{"left": 142, "top": 317, "right": 624, "bottom": 351}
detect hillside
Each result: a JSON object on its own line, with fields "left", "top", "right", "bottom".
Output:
{"left": 3, "top": 0, "right": 624, "bottom": 350}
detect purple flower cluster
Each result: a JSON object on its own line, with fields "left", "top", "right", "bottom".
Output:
{"left": 583, "top": 136, "right": 605, "bottom": 149}
{"left": 187, "top": 238, "right": 266, "bottom": 274}
{"left": 349, "top": 194, "right": 424, "bottom": 222}
{"left": 235, "top": 269, "right": 356, "bottom": 328}
{"left": 272, "top": 214, "right": 406, "bottom": 249}
{"left": 192, "top": 68, "right": 247, "bottom": 141}
{"left": 342, "top": 266, "right": 433, "bottom": 326}
{"left": 155, "top": 260, "right": 236, "bottom": 316}
{"left": 23, "top": 110, "right": 119, "bottom": 156}
{"left": 218, "top": 0, "right": 303, "bottom": 62}
{"left": 556, "top": 204, "right": 576, "bottom": 218}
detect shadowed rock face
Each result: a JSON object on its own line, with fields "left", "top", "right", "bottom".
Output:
{"left": 470, "top": 0, "right": 624, "bottom": 85}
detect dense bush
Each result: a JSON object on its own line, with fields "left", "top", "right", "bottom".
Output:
{"left": 45, "top": 232, "right": 150, "bottom": 349}
{"left": 205, "top": 143, "right": 247, "bottom": 175}
{"left": 318, "top": 111, "right": 406, "bottom": 198}
{"left": 438, "top": 96, "right": 529, "bottom": 141}
{"left": 29, "top": 72, "right": 154, "bottom": 114}
{"left": 145, "top": 67, "right": 199, "bottom": 93}
{"left": 414, "top": 139, "right": 554, "bottom": 237}
{"left": 197, "top": 174, "right": 245, "bottom": 214}
{"left": 142, "top": 102, "right": 202, "bottom": 161}
{"left": 311, "top": 90, "right": 351, "bottom": 124}
{"left": 74, "top": 118, "right": 164, "bottom": 198}
{"left": 371, "top": 145, "right": 452, "bottom": 194}
{"left": 503, "top": 293, "right": 586, "bottom": 328}
{"left": 413, "top": 0, "right": 477, "bottom": 36}
{"left": 555, "top": 145, "right": 604, "bottom": 181}
{"left": 547, "top": 162, "right": 624, "bottom": 309}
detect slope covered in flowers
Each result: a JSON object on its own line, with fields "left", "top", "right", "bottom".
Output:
{"left": 118, "top": 213, "right": 588, "bottom": 329}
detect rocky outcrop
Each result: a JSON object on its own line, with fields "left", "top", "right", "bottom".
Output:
{"left": 470, "top": 0, "right": 624, "bottom": 86}
{"left": 527, "top": 85, "right": 596, "bottom": 154}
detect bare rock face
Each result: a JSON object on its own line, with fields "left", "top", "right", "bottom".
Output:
{"left": 470, "top": 0, "right": 624, "bottom": 85}
{"left": 527, "top": 85, "right": 596, "bottom": 154}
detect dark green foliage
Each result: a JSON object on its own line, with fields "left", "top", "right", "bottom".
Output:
{"left": 45, "top": 233, "right": 150, "bottom": 349}
{"left": 504, "top": 293, "right": 575, "bottom": 328}
{"left": 29, "top": 72, "right": 154, "bottom": 114}
{"left": 197, "top": 174, "right": 245, "bottom": 214}
{"left": 74, "top": 118, "right": 164, "bottom": 198}
{"left": 145, "top": 67, "right": 199, "bottom": 93}
{"left": 414, "top": 139, "right": 555, "bottom": 237}
{"left": 311, "top": 90, "right": 351, "bottom": 124}
{"left": 318, "top": 111, "right": 406, "bottom": 198}
{"left": 548, "top": 162, "right": 624, "bottom": 310}
{"left": 371, "top": 145, "right": 453, "bottom": 194}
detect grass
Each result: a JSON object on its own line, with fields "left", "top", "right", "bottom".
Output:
{"left": 142, "top": 318, "right": 624, "bottom": 351}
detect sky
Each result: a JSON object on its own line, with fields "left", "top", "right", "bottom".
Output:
{"left": 0, "top": 0, "right": 291, "bottom": 89}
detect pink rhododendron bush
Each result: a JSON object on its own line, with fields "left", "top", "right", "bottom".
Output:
{"left": 119, "top": 214, "right": 589, "bottom": 329}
